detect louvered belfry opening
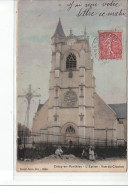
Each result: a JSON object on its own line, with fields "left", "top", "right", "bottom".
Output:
{"left": 66, "top": 53, "right": 77, "bottom": 69}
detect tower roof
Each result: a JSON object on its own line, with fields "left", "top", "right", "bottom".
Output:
{"left": 52, "top": 18, "right": 65, "bottom": 38}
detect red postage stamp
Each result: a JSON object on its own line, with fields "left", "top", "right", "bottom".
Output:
{"left": 99, "top": 31, "right": 122, "bottom": 59}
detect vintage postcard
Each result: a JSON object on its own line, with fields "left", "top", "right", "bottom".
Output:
{"left": 17, "top": 0, "right": 127, "bottom": 172}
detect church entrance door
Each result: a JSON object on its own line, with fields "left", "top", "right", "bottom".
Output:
{"left": 65, "top": 126, "right": 78, "bottom": 145}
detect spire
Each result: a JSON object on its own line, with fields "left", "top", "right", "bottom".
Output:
{"left": 52, "top": 18, "right": 65, "bottom": 38}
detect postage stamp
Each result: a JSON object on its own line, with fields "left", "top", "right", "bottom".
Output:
{"left": 99, "top": 31, "right": 122, "bottom": 60}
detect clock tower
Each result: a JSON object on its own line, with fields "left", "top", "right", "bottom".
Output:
{"left": 48, "top": 19, "right": 95, "bottom": 145}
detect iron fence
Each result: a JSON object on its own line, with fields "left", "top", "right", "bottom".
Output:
{"left": 18, "top": 130, "right": 126, "bottom": 148}
{"left": 17, "top": 130, "right": 127, "bottom": 160}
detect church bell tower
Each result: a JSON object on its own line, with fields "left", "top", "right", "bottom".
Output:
{"left": 48, "top": 19, "right": 95, "bottom": 145}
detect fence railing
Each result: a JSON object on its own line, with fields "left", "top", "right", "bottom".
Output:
{"left": 18, "top": 130, "right": 126, "bottom": 148}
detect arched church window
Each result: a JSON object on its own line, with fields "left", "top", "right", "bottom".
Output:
{"left": 66, "top": 53, "right": 77, "bottom": 69}
{"left": 66, "top": 126, "right": 75, "bottom": 134}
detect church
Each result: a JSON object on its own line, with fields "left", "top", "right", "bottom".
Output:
{"left": 32, "top": 19, "right": 126, "bottom": 146}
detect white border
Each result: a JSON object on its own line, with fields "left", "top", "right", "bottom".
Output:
{"left": 0, "top": 0, "right": 13, "bottom": 184}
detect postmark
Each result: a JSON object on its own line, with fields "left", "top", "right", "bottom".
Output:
{"left": 92, "top": 36, "right": 99, "bottom": 59}
{"left": 99, "top": 31, "right": 122, "bottom": 59}
{"left": 92, "top": 36, "right": 111, "bottom": 64}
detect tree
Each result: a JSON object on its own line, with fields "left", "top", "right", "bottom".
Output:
{"left": 18, "top": 123, "right": 31, "bottom": 138}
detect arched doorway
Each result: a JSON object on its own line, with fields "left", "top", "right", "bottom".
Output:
{"left": 61, "top": 123, "right": 78, "bottom": 145}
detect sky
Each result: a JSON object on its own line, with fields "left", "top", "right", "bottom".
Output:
{"left": 17, "top": 0, "right": 127, "bottom": 129}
